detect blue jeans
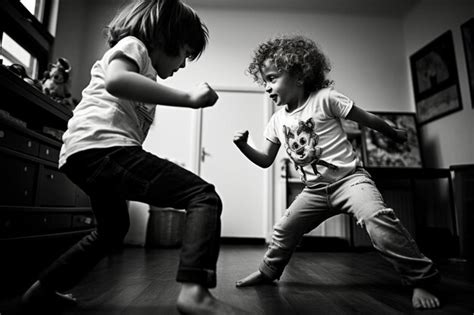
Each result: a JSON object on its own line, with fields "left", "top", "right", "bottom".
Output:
{"left": 260, "top": 167, "right": 440, "bottom": 288}
{"left": 39, "top": 146, "right": 222, "bottom": 290}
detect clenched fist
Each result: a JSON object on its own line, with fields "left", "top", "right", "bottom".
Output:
{"left": 233, "top": 130, "right": 249, "bottom": 148}
{"left": 188, "top": 82, "right": 219, "bottom": 108}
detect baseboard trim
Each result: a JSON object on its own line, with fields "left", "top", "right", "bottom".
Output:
{"left": 220, "top": 237, "right": 266, "bottom": 245}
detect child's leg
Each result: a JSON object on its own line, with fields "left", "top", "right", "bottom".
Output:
{"left": 23, "top": 146, "right": 236, "bottom": 313}
{"left": 332, "top": 168, "right": 440, "bottom": 309}
{"left": 237, "top": 186, "right": 332, "bottom": 287}
{"left": 22, "top": 195, "right": 130, "bottom": 305}
{"left": 365, "top": 213, "right": 440, "bottom": 308}
{"left": 22, "top": 147, "right": 141, "bottom": 306}
{"left": 96, "top": 148, "right": 244, "bottom": 312}
{"left": 130, "top": 155, "right": 222, "bottom": 288}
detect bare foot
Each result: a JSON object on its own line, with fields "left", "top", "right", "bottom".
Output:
{"left": 412, "top": 287, "right": 440, "bottom": 309}
{"left": 235, "top": 271, "right": 274, "bottom": 287}
{"left": 21, "top": 280, "right": 77, "bottom": 307}
{"left": 177, "top": 283, "right": 248, "bottom": 314}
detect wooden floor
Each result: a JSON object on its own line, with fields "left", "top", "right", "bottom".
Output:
{"left": 2, "top": 244, "right": 474, "bottom": 314}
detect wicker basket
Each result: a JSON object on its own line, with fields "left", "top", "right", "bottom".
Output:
{"left": 146, "top": 207, "right": 185, "bottom": 248}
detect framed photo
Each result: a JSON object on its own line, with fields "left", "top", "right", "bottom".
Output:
{"left": 362, "top": 112, "right": 423, "bottom": 168}
{"left": 409, "top": 31, "right": 463, "bottom": 124}
{"left": 461, "top": 18, "right": 474, "bottom": 108}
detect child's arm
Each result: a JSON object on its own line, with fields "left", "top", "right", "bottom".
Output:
{"left": 346, "top": 105, "right": 407, "bottom": 143}
{"left": 233, "top": 130, "right": 280, "bottom": 168}
{"left": 105, "top": 57, "right": 218, "bottom": 108}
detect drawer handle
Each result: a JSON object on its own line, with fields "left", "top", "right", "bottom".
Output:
{"left": 27, "top": 140, "right": 32, "bottom": 148}
{"left": 24, "top": 189, "right": 28, "bottom": 196}
{"left": 0, "top": 130, "right": 4, "bottom": 138}
{"left": 48, "top": 174, "right": 55, "bottom": 180}
{"left": 45, "top": 148, "right": 50, "bottom": 155}
{"left": 24, "top": 166, "right": 28, "bottom": 172}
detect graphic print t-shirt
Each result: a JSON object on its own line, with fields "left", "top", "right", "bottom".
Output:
{"left": 59, "top": 36, "right": 157, "bottom": 168}
{"left": 265, "top": 88, "right": 358, "bottom": 186}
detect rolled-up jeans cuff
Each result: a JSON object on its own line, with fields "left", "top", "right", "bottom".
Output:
{"left": 403, "top": 271, "right": 441, "bottom": 288}
{"left": 259, "top": 260, "right": 281, "bottom": 280}
{"left": 176, "top": 267, "right": 217, "bottom": 288}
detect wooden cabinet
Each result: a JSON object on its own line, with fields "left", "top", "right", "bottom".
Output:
{"left": 0, "top": 65, "right": 95, "bottom": 240}
{"left": 0, "top": 1, "right": 95, "bottom": 294}
{"left": 0, "top": 65, "right": 95, "bottom": 293}
{"left": 450, "top": 164, "right": 474, "bottom": 260}
{"left": 0, "top": 153, "right": 37, "bottom": 205}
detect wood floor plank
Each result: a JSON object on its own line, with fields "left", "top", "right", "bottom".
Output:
{"left": 1, "top": 244, "right": 473, "bottom": 314}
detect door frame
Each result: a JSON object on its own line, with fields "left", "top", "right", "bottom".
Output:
{"left": 190, "top": 86, "right": 274, "bottom": 241}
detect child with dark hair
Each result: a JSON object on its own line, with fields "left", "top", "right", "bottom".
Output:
{"left": 233, "top": 34, "right": 441, "bottom": 309}
{"left": 21, "top": 0, "right": 243, "bottom": 313}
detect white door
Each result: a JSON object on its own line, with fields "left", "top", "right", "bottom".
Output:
{"left": 198, "top": 89, "right": 272, "bottom": 238}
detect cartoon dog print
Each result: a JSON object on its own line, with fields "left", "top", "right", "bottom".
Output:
{"left": 283, "top": 117, "right": 337, "bottom": 181}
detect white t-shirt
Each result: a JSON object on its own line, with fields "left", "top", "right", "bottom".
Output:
{"left": 265, "top": 87, "right": 358, "bottom": 186}
{"left": 59, "top": 36, "right": 157, "bottom": 168}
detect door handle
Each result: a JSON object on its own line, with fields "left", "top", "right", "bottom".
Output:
{"left": 201, "top": 147, "right": 211, "bottom": 162}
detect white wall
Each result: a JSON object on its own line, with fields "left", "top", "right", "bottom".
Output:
{"left": 168, "top": 8, "right": 409, "bottom": 112}
{"left": 403, "top": 0, "right": 474, "bottom": 167}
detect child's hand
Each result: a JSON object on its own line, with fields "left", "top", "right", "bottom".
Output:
{"left": 233, "top": 130, "right": 249, "bottom": 147}
{"left": 189, "top": 82, "right": 219, "bottom": 108}
{"left": 393, "top": 128, "right": 408, "bottom": 143}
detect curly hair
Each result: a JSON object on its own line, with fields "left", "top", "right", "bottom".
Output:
{"left": 247, "top": 35, "right": 333, "bottom": 93}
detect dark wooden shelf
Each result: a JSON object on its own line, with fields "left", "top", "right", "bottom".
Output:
{"left": 0, "top": 65, "right": 72, "bottom": 129}
{"left": 0, "top": 229, "right": 95, "bottom": 242}
{"left": 0, "top": 205, "right": 93, "bottom": 213}
{"left": 365, "top": 167, "right": 451, "bottom": 180}
{"left": 0, "top": 115, "right": 62, "bottom": 148}
{"left": 0, "top": 146, "right": 57, "bottom": 168}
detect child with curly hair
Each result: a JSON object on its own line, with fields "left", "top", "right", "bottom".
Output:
{"left": 233, "top": 34, "right": 441, "bottom": 309}
{"left": 21, "top": 0, "right": 244, "bottom": 313}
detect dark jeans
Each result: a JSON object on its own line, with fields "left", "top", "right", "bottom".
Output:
{"left": 39, "top": 146, "right": 222, "bottom": 290}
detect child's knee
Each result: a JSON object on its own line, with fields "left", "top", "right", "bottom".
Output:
{"left": 356, "top": 207, "right": 396, "bottom": 229}
{"left": 202, "top": 184, "right": 223, "bottom": 215}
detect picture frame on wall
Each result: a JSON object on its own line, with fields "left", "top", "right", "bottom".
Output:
{"left": 409, "top": 31, "right": 463, "bottom": 124}
{"left": 361, "top": 112, "right": 423, "bottom": 168}
{"left": 461, "top": 17, "right": 474, "bottom": 108}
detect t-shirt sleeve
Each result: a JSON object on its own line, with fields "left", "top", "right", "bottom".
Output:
{"left": 325, "top": 89, "right": 354, "bottom": 119}
{"left": 264, "top": 114, "right": 281, "bottom": 145}
{"left": 107, "top": 37, "right": 150, "bottom": 73}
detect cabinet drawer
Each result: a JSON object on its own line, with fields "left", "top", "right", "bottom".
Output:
{"left": 72, "top": 213, "right": 95, "bottom": 228}
{"left": 0, "top": 126, "right": 39, "bottom": 156}
{"left": 75, "top": 187, "right": 91, "bottom": 207}
{"left": 37, "top": 166, "right": 76, "bottom": 206}
{"left": 41, "top": 213, "right": 72, "bottom": 231}
{"left": 0, "top": 153, "right": 37, "bottom": 205}
{"left": 38, "top": 144, "right": 59, "bottom": 163}
{"left": 0, "top": 212, "right": 72, "bottom": 238}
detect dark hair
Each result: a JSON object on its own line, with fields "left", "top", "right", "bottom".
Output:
{"left": 247, "top": 35, "right": 333, "bottom": 93}
{"left": 106, "top": 0, "right": 208, "bottom": 60}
